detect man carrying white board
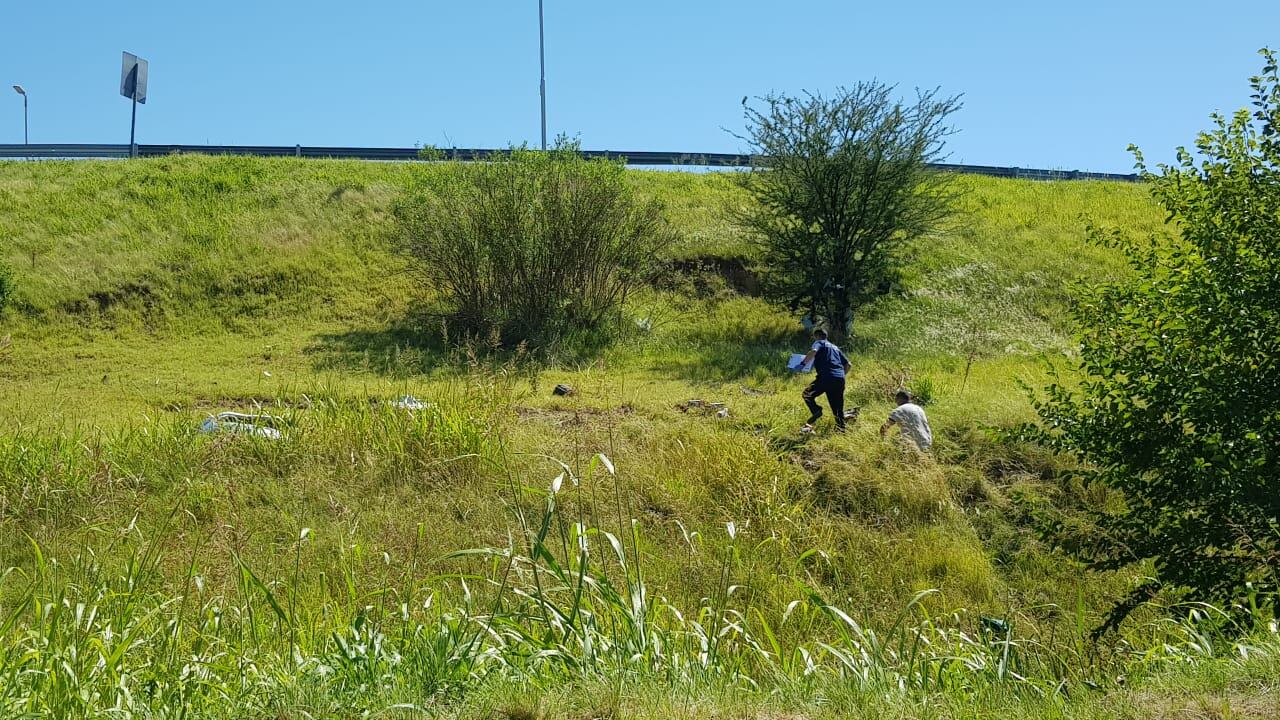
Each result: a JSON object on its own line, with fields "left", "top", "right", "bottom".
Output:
{"left": 793, "top": 328, "right": 851, "bottom": 434}
{"left": 880, "top": 390, "right": 933, "bottom": 451}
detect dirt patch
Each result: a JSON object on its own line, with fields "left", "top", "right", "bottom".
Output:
{"left": 62, "top": 282, "right": 158, "bottom": 316}
{"left": 1122, "top": 689, "right": 1280, "bottom": 719}
{"left": 515, "top": 405, "right": 635, "bottom": 427}
{"left": 668, "top": 257, "right": 761, "bottom": 296}
{"left": 167, "top": 395, "right": 315, "bottom": 413}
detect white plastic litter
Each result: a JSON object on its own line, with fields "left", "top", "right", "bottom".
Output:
{"left": 199, "top": 412, "right": 282, "bottom": 439}
{"left": 392, "top": 395, "right": 429, "bottom": 411}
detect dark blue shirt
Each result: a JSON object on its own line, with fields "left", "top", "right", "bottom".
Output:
{"left": 811, "top": 340, "right": 847, "bottom": 379}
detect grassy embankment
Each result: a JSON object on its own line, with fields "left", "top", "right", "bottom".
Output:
{"left": 1, "top": 156, "right": 1276, "bottom": 718}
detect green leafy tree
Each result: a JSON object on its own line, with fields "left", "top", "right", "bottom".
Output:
{"left": 735, "top": 84, "right": 962, "bottom": 343}
{"left": 1034, "top": 49, "right": 1280, "bottom": 624}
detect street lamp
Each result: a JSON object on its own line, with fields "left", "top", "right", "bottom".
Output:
{"left": 538, "top": 0, "right": 547, "bottom": 150}
{"left": 11, "top": 85, "right": 26, "bottom": 145}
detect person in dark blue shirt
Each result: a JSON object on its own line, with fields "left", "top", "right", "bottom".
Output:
{"left": 799, "top": 328, "right": 851, "bottom": 433}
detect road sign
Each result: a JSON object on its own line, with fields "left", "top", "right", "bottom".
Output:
{"left": 120, "top": 52, "right": 148, "bottom": 104}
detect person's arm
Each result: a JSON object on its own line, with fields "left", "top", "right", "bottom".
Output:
{"left": 881, "top": 406, "right": 901, "bottom": 438}
{"left": 800, "top": 341, "right": 820, "bottom": 368}
{"left": 880, "top": 418, "right": 896, "bottom": 438}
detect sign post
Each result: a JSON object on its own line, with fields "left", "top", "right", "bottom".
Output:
{"left": 120, "top": 52, "right": 148, "bottom": 158}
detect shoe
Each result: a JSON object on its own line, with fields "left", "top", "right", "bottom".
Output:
{"left": 799, "top": 424, "right": 815, "bottom": 435}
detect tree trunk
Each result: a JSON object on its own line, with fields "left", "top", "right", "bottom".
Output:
{"left": 829, "top": 296, "right": 854, "bottom": 346}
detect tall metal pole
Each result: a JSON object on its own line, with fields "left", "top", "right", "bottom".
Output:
{"left": 129, "top": 92, "right": 138, "bottom": 158}
{"left": 22, "top": 94, "right": 27, "bottom": 145}
{"left": 538, "top": 0, "right": 547, "bottom": 150}
{"left": 128, "top": 63, "right": 138, "bottom": 159}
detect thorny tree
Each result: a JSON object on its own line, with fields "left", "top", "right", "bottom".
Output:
{"left": 735, "top": 83, "right": 962, "bottom": 343}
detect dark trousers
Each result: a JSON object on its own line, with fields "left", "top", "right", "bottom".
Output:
{"left": 803, "top": 375, "right": 846, "bottom": 429}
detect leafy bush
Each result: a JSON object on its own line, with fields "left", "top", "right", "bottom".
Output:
{"left": 1033, "top": 49, "right": 1280, "bottom": 624}
{"left": 910, "top": 376, "right": 936, "bottom": 406}
{"left": 393, "top": 143, "right": 673, "bottom": 347}
{"left": 0, "top": 260, "right": 13, "bottom": 314}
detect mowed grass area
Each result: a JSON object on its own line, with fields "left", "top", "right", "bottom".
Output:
{"left": 5, "top": 157, "right": 1273, "bottom": 718}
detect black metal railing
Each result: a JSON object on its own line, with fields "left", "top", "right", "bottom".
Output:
{"left": 0, "top": 143, "right": 1140, "bottom": 181}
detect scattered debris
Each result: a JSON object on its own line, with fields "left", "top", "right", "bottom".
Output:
{"left": 679, "top": 399, "right": 728, "bottom": 416}
{"left": 199, "top": 412, "right": 282, "bottom": 439}
{"left": 553, "top": 384, "right": 575, "bottom": 397}
{"left": 392, "top": 395, "right": 429, "bottom": 411}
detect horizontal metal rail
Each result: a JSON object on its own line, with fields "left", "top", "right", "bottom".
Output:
{"left": 0, "top": 143, "right": 1140, "bottom": 181}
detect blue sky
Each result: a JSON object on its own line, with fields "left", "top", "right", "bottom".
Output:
{"left": 4, "top": 1, "right": 1278, "bottom": 172}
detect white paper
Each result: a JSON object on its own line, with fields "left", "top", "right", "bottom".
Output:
{"left": 787, "top": 354, "right": 813, "bottom": 372}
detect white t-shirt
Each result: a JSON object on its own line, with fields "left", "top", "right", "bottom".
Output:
{"left": 889, "top": 403, "right": 933, "bottom": 451}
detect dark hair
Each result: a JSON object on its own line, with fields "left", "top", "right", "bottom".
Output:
{"left": 895, "top": 390, "right": 911, "bottom": 403}
{"left": 813, "top": 328, "right": 828, "bottom": 340}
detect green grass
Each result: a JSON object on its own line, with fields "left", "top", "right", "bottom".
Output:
{"left": 4, "top": 155, "right": 1259, "bottom": 718}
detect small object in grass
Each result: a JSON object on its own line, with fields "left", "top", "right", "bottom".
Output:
{"left": 799, "top": 423, "right": 815, "bottom": 435}
{"left": 682, "top": 399, "right": 726, "bottom": 416}
{"left": 980, "top": 615, "right": 1010, "bottom": 636}
{"left": 843, "top": 407, "right": 861, "bottom": 422}
{"left": 392, "top": 395, "right": 428, "bottom": 411}
{"left": 553, "top": 384, "right": 574, "bottom": 396}
{"left": 200, "top": 412, "right": 282, "bottom": 439}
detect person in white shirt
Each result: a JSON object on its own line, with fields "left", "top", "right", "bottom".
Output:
{"left": 880, "top": 390, "right": 932, "bottom": 451}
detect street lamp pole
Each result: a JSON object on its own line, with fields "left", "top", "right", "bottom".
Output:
{"left": 11, "top": 85, "right": 26, "bottom": 145}
{"left": 538, "top": 0, "right": 547, "bottom": 150}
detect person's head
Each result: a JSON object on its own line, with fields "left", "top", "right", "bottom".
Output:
{"left": 895, "top": 390, "right": 911, "bottom": 405}
{"left": 813, "top": 328, "right": 828, "bottom": 341}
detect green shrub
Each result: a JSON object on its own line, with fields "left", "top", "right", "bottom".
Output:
{"left": 393, "top": 142, "right": 674, "bottom": 347}
{"left": 0, "top": 260, "right": 13, "bottom": 314}
{"left": 1033, "top": 49, "right": 1280, "bottom": 625}
{"left": 910, "top": 376, "right": 936, "bottom": 406}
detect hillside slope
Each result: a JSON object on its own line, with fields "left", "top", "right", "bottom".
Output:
{"left": 2, "top": 157, "right": 1232, "bottom": 717}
